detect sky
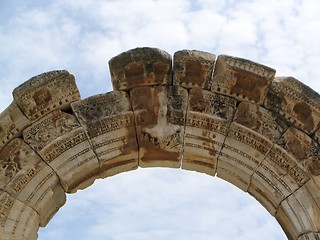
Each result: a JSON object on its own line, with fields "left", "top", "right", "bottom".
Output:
{"left": 1, "top": 0, "right": 320, "bottom": 239}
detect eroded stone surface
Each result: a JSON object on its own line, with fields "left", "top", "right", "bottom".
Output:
{"left": 109, "top": 47, "right": 172, "bottom": 91}
{"left": 0, "top": 191, "right": 39, "bottom": 240}
{"left": 22, "top": 110, "right": 100, "bottom": 193}
{"left": 0, "top": 102, "right": 30, "bottom": 152}
{"left": 183, "top": 88, "right": 237, "bottom": 175}
{"left": 264, "top": 77, "right": 320, "bottom": 134}
{"left": 234, "top": 102, "right": 288, "bottom": 143}
{"left": 131, "top": 85, "right": 188, "bottom": 168}
{"left": 212, "top": 55, "right": 276, "bottom": 104}
{"left": 173, "top": 50, "right": 216, "bottom": 89}
{"left": 0, "top": 138, "right": 66, "bottom": 226}
{"left": 276, "top": 182, "right": 320, "bottom": 240}
{"left": 12, "top": 70, "right": 80, "bottom": 122}
{"left": 71, "top": 91, "right": 138, "bottom": 178}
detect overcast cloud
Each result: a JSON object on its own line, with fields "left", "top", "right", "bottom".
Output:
{"left": 1, "top": 0, "right": 320, "bottom": 239}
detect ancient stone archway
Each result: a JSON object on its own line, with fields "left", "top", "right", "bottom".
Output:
{"left": 0, "top": 47, "right": 319, "bottom": 240}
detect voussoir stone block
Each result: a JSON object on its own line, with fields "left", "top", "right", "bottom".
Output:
{"left": 212, "top": 55, "right": 275, "bottom": 104}
{"left": 264, "top": 77, "right": 320, "bottom": 134}
{"left": 182, "top": 88, "right": 237, "bottom": 175}
{"left": 0, "top": 191, "right": 39, "bottom": 240}
{"left": 71, "top": 91, "right": 139, "bottom": 178}
{"left": 22, "top": 109, "right": 100, "bottom": 193}
{"left": 130, "top": 85, "right": 188, "bottom": 168}
{"left": 173, "top": 50, "right": 216, "bottom": 90}
{"left": 277, "top": 127, "right": 319, "bottom": 177}
{"left": 234, "top": 102, "right": 288, "bottom": 143}
{"left": 12, "top": 70, "right": 80, "bottom": 122}
{"left": 276, "top": 182, "right": 320, "bottom": 240}
{"left": 0, "top": 102, "right": 30, "bottom": 152}
{"left": 109, "top": 47, "right": 172, "bottom": 91}
{"left": 0, "top": 138, "right": 66, "bottom": 227}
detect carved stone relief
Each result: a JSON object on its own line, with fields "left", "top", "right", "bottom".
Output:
{"left": 130, "top": 85, "right": 187, "bottom": 168}
{"left": 23, "top": 109, "right": 100, "bottom": 193}
{"left": 264, "top": 77, "right": 320, "bottom": 134}
{"left": 183, "top": 88, "right": 237, "bottom": 175}
{"left": 0, "top": 138, "right": 66, "bottom": 227}
{"left": 173, "top": 50, "right": 216, "bottom": 89}
{"left": 12, "top": 70, "right": 80, "bottom": 122}
{"left": 109, "top": 47, "right": 172, "bottom": 91}
{"left": 0, "top": 191, "right": 39, "bottom": 240}
{"left": 71, "top": 91, "right": 139, "bottom": 178}
{"left": 212, "top": 55, "right": 276, "bottom": 104}
{"left": 0, "top": 102, "right": 30, "bottom": 152}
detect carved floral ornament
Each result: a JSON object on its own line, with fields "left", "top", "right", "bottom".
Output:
{"left": 0, "top": 47, "right": 320, "bottom": 239}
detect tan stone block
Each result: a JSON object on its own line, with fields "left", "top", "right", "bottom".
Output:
{"left": 23, "top": 110, "right": 100, "bottom": 193}
{"left": 277, "top": 127, "right": 320, "bottom": 178}
{"left": 234, "top": 102, "right": 288, "bottom": 143}
{"left": 217, "top": 122, "right": 274, "bottom": 191}
{"left": 0, "top": 191, "right": 39, "bottom": 240}
{"left": 109, "top": 47, "right": 172, "bottom": 91}
{"left": 131, "top": 85, "right": 188, "bottom": 168}
{"left": 71, "top": 91, "right": 139, "bottom": 178}
{"left": 0, "top": 102, "right": 31, "bottom": 152}
{"left": 212, "top": 55, "right": 275, "bottom": 104}
{"left": 12, "top": 70, "right": 80, "bottom": 122}
{"left": 276, "top": 183, "right": 320, "bottom": 239}
{"left": 249, "top": 156, "right": 301, "bottom": 216}
{"left": 173, "top": 50, "right": 216, "bottom": 89}
{"left": 183, "top": 89, "right": 237, "bottom": 175}
{"left": 0, "top": 138, "right": 66, "bottom": 227}
{"left": 264, "top": 77, "right": 320, "bottom": 134}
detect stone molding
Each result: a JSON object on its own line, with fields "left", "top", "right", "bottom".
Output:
{"left": 0, "top": 47, "right": 320, "bottom": 239}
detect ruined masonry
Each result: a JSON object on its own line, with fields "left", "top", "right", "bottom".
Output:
{"left": 0, "top": 47, "right": 320, "bottom": 240}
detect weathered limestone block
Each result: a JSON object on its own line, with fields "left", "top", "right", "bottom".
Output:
{"left": 217, "top": 121, "right": 275, "bottom": 192}
{"left": 0, "top": 138, "right": 66, "bottom": 227}
{"left": 212, "top": 55, "right": 275, "bottom": 104}
{"left": 173, "top": 50, "right": 216, "bottom": 89}
{"left": 183, "top": 88, "right": 237, "bottom": 175}
{"left": 276, "top": 181, "right": 320, "bottom": 240}
{"left": 234, "top": 102, "right": 288, "bottom": 143}
{"left": 264, "top": 77, "right": 320, "bottom": 134}
{"left": 278, "top": 127, "right": 319, "bottom": 176}
{"left": 249, "top": 140, "right": 310, "bottom": 216}
{"left": 22, "top": 110, "right": 100, "bottom": 193}
{"left": 0, "top": 191, "right": 39, "bottom": 240}
{"left": 71, "top": 91, "right": 138, "bottom": 178}
{"left": 12, "top": 70, "right": 80, "bottom": 122}
{"left": 0, "top": 102, "right": 30, "bottom": 152}
{"left": 109, "top": 47, "right": 172, "bottom": 91}
{"left": 130, "top": 85, "right": 188, "bottom": 168}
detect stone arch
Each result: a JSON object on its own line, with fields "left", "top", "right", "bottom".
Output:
{"left": 0, "top": 47, "right": 319, "bottom": 240}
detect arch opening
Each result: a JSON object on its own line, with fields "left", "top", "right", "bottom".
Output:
{"left": 37, "top": 168, "right": 287, "bottom": 240}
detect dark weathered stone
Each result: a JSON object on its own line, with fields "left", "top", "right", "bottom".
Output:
{"left": 109, "top": 47, "right": 172, "bottom": 91}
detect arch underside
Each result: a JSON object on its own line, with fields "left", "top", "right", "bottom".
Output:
{"left": 0, "top": 48, "right": 320, "bottom": 240}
